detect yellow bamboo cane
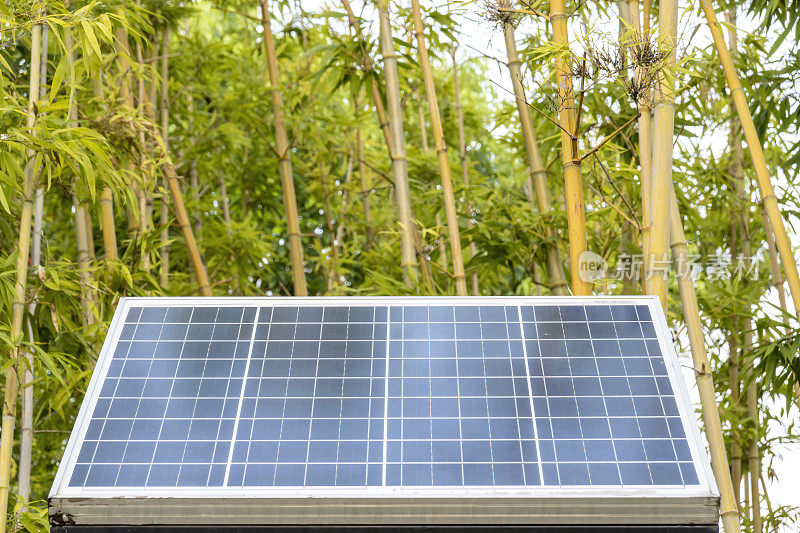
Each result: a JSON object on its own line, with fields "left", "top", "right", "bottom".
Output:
{"left": 18, "top": 25, "right": 49, "bottom": 505}
{"left": 377, "top": 0, "right": 419, "bottom": 287}
{"left": 550, "top": 0, "right": 590, "bottom": 295}
{"left": 451, "top": 45, "right": 479, "bottom": 295}
{"left": 644, "top": 0, "right": 678, "bottom": 310}
{"left": 0, "top": 22, "right": 43, "bottom": 533}
{"left": 700, "top": 0, "right": 800, "bottom": 317}
{"left": 410, "top": 0, "right": 468, "bottom": 296}
{"left": 500, "top": 4, "right": 569, "bottom": 295}
{"left": 669, "top": 189, "right": 742, "bottom": 533}
{"left": 259, "top": 0, "right": 307, "bottom": 296}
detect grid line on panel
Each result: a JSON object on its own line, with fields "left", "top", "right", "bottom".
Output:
{"left": 302, "top": 306, "right": 325, "bottom": 487}
{"left": 518, "top": 305, "right": 544, "bottom": 486}
{"left": 453, "top": 312, "right": 464, "bottom": 487}
{"left": 476, "top": 314, "right": 493, "bottom": 485}
{"left": 333, "top": 307, "right": 348, "bottom": 487}
{"left": 222, "top": 307, "right": 260, "bottom": 486}
{"left": 382, "top": 310, "right": 390, "bottom": 487}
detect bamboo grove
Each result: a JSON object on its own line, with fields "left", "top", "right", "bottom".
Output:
{"left": 1, "top": 0, "right": 800, "bottom": 531}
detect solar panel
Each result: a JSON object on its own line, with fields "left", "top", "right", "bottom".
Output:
{"left": 50, "top": 297, "right": 718, "bottom": 527}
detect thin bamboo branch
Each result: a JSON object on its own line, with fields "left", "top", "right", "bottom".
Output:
{"left": 377, "top": 0, "right": 419, "bottom": 287}
{"left": 668, "top": 189, "right": 742, "bottom": 533}
{"left": 0, "top": 21, "right": 42, "bottom": 532}
{"left": 499, "top": 4, "right": 568, "bottom": 295}
{"left": 451, "top": 45, "right": 479, "bottom": 295}
{"left": 411, "top": 0, "right": 468, "bottom": 296}
{"left": 644, "top": 0, "right": 678, "bottom": 310}
{"left": 550, "top": 0, "right": 590, "bottom": 295}
{"left": 260, "top": 0, "right": 307, "bottom": 296}
{"left": 580, "top": 113, "right": 640, "bottom": 162}
{"left": 700, "top": 0, "right": 800, "bottom": 318}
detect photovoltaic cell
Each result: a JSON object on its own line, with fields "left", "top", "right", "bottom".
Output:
{"left": 64, "top": 300, "right": 701, "bottom": 490}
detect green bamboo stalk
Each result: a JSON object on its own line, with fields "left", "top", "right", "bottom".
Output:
{"left": 259, "top": 0, "right": 307, "bottom": 295}
{"left": 410, "top": 0, "right": 468, "bottom": 296}
{"left": 0, "top": 21, "right": 43, "bottom": 532}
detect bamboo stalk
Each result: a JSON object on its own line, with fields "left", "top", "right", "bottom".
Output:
{"left": 415, "top": 91, "right": 449, "bottom": 280}
{"left": 700, "top": 0, "right": 800, "bottom": 317}
{"left": 156, "top": 137, "right": 213, "bottom": 296}
{"left": 340, "top": 0, "right": 393, "bottom": 154}
{"left": 84, "top": 206, "right": 96, "bottom": 261}
{"left": 356, "top": 126, "right": 373, "bottom": 247}
{"left": 549, "top": 0, "right": 590, "bottom": 295}
{"left": 668, "top": 189, "right": 741, "bottom": 533}
{"left": 18, "top": 20, "right": 49, "bottom": 509}
{"left": 66, "top": 25, "right": 98, "bottom": 326}
{"left": 435, "top": 213, "right": 449, "bottom": 273}
{"left": 377, "top": 0, "right": 419, "bottom": 287}
{"left": 416, "top": 95, "right": 429, "bottom": 151}
{"left": 760, "top": 207, "right": 788, "bottom": 319}
{"left": 100, "top": 186, "right": 118, "bottom": 260}
{"left": 499, "top": 9, "right": 568, "bottom": 295}
{"left": 122, "top": 21, "right": 211, "bottom": 297}
{"left": 159, "top": 25, "right": 170, "bottom": 288}
{"left": 0, "top": 21, "right": 43, "bottom": 532}
{"left": 259, "top": 0, "right": 307, "bottom": 296}
{"left": 451, "top": 45, "right": 479, "bottom": 295}
{"left": 726, "top": 7, "right": 743, "bottom": 507}
{"left": 410, "top": 0, "right": 468, "bottom": 296}
{"left": 746, "top": 331, "right": 760, "bottom": 533}
{"left": 73, "top": 186, "right": 97, "bottom": 326}
{"left": 186, "top": 19, "right": 201, "bottom": 238}
{"left": 220, "top": 175, "right": 232, "bottom": 227}
{"left": 644, "top": 0, "right": 678, "bottom": 310}
{"left": 744, "top": 470, "right": 750, "bottom": 517}
{"left": 616, "top": 2, "right": 636, "bottom": 297}
{"left": 625, "top": 0, "right": 653, "bottom": 292}
{"left": 113, "top": 26, "right": 141, "bottom": 235}
{"left": 92, "top": 61, "right": 119, "bottom": 261}
{"left": 135, "top": 20, "right": 153, "bottom": 271}
{"left": 321, "top": 164, "right": 338, "bottom": 292}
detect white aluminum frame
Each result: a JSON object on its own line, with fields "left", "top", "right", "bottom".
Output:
{"left": 49, "top": 296, "right": 719, "bottom": 526}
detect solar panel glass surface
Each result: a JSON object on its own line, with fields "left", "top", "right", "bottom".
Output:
{"left": 61, "top": 299, "right": 705, "bottom": 491}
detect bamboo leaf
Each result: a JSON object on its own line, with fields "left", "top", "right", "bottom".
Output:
{"left": 50, "top": 55, "right": 69, "bottom": 103}
{"left": 81, "top": 20, "right": 103, "bottom": 60}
